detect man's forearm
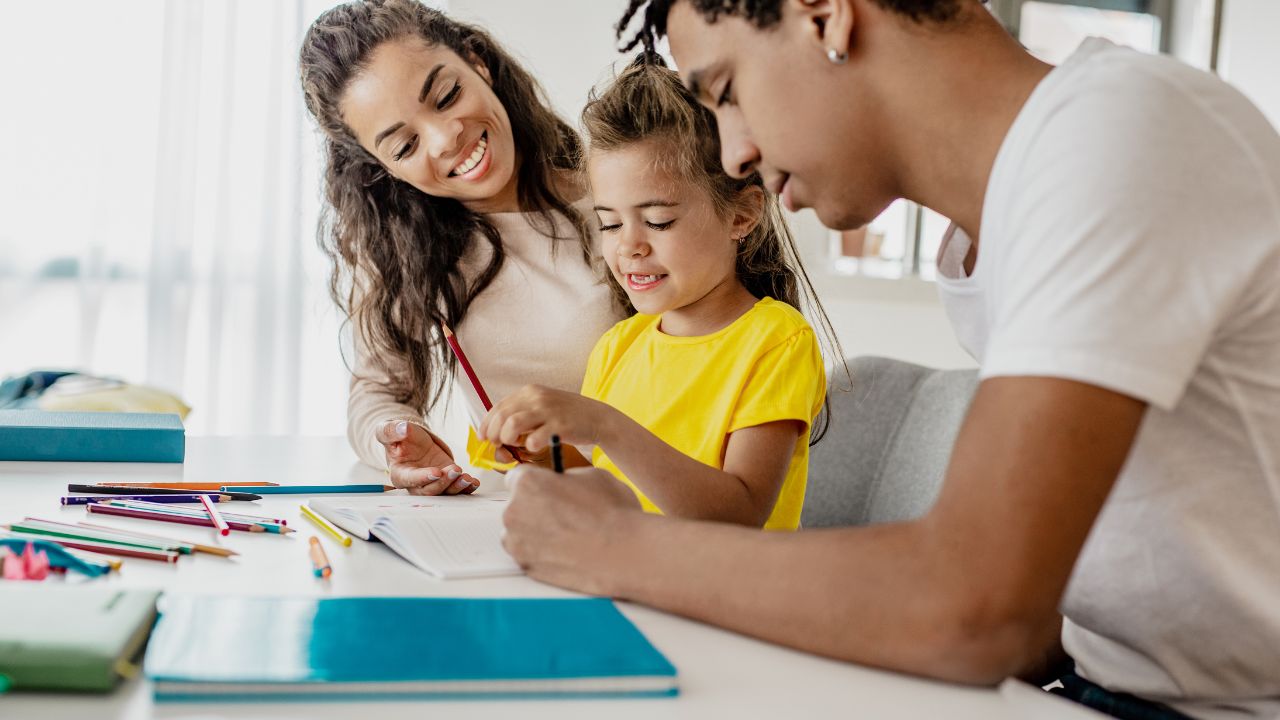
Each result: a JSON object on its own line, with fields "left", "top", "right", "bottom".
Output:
{"left": 601, "top": 511, "right": 1052, "bottom": 684}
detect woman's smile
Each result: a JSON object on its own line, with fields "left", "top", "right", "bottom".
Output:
{"left": 449, "top": 130, "right": 490, "bottom": 180}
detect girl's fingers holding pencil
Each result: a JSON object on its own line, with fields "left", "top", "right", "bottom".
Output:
{"left": 498, "top": 412, "right": 540, "bottom": 448}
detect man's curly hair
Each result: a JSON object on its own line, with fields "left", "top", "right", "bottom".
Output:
{"left": 617, "top": 0, "right": 964, "bottom": 54}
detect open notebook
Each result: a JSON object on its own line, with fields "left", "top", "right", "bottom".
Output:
{"left": 308, "top": 494, "right": 519, "bottom": 579}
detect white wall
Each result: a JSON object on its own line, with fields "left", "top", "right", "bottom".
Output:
{"left": 447, "top": 0, "right": 627, "bottom": 122}
{"left": 1218, "top": 0, "right": 1280, "bottom": 129}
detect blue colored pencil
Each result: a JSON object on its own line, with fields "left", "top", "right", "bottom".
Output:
{"left": 61, "top": 494, "right": 229, "bottom": 506}
{"left": 224, "top": 484, "right": 394, "bottom": 494}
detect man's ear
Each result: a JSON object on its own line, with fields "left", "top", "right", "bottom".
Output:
{"left": 790, "top": 0, "right": 856, "bottom": 61}
{"left": 732, "top": 185, "right": 766, "bottom": 240}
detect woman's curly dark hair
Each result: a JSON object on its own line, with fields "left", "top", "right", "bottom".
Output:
{"left": 299, "top": 0, "right": 592, "bottom": 415}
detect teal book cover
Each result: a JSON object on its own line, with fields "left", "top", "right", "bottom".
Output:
{"left": 145, "top": 595, "right": 678, "bottom": 701}
{"left": 0, "top": 410, "right": 184, "bottom": 463}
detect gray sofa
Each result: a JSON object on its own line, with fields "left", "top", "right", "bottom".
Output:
{"left": 802, "top": 356, "right": 979, "bottom": 528}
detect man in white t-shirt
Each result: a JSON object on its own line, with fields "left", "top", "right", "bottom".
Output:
{"left": 496, "top": 1, "right": 1280, "bottom": 718}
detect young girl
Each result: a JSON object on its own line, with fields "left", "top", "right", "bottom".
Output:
{"left": 478, "top": 58, "right": 835, "bottom": 530}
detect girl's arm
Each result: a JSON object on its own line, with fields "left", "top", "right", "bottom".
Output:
{"left": 479, "top": 385, "right": 802, "bottom": 526}
{"left": 597, "top": 412, "right": 803, "bottom": 527}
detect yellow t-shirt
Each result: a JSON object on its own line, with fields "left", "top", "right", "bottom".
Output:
{"left": 581, "top": 297, "right": 826, "bottom": 530}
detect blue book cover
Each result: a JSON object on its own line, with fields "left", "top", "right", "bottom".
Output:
{"left": 0, "top": 410, "right": 184, "bottom": 463}
{"left": 144, "top": 595, "right": 679, "bottom": 701}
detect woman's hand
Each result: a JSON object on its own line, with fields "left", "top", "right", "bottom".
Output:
{"left": 479, "top": 385, "right": 612, "bottom": 454}
{"left": 375, "top": 420, "right": 479, "bottom": 495}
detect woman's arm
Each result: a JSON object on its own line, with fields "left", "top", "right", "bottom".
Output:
{"left": 348, "top": 326, "right": 477, "bottom": 494}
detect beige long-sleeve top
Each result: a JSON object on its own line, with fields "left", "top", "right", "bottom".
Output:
{"left": 346, "top": 203, "right": 623, "bottom": 469}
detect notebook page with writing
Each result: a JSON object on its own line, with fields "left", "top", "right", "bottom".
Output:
{"left": 371, "top": 513, "right": 520, "bottom": 579}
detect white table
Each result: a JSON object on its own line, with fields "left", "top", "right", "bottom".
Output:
{"left": 0, "top": 437, "right": 1100, "bottom": 719}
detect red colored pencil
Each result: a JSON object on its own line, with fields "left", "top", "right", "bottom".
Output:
{"left": 86, "top": 504, "right": 288, "bottom": 533}
{"left": 441, "top": 322, "right": 524, "bottom": 464}
{"left": 441, "top": 323, "right": 494, "bottom": 410}
{"left": 200, "top": 494, "right": 230, "bottom": 536}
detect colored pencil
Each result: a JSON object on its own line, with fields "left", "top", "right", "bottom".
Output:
{"left": 300, "top": 504, "right": 353, "bottom": 547}
{"left": 76, "top": 521, "right": 238, "bottom": 558}
{"left": 1, "top": 529, "right": 180, "bottom": 563}
{"left": 441, "top": 322, "right": 524, "bottom": 463}
{"left": 67, "top": 484, "right": 262, "bottom": 501}
{"left": 61, "top": 494, "right": 231, "bottom": 506}
{"left": 441, "top": 322, "right": 493, "bottom": 408}
{"left": 227, "top": 484, "right": 393, "bottom": 494}
{"left": 96, "top": 482, "right": 278, "bottom": 489}
{"left": 97, "top": 499, "right": 288, "bottom": 527}
{"left": 59, "top": 546, "right": 121, "bottom": 572}
{"left": 309, "top": 536, "right": 332, "bottom": 579}
{"left": 87, "top": 504, "right": 292, "bottom": 534}
{"left": 10, "top": 519, "right": 188, "bottom": 554}
{"left": 201, "top": 494, "right": 230, "bottom": 536}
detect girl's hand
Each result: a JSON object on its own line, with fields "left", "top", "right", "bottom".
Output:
{"left": 375, "top": 420, "right": 479, "bottom": 495}
{"left": 479, "top": 385, "right": 611, "bottom": 453}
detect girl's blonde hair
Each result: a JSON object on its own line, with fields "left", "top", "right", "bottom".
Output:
{"left": 581, "top": 55, "right": 846, "bottom": 442}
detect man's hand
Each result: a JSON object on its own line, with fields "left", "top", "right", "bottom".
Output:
{"left": 501, "top": 465, "right": 642, "bottom": 594}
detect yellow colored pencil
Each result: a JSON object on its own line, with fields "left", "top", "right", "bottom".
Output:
{"left": 299, "top": 504, "right": 352, "bottom": 547}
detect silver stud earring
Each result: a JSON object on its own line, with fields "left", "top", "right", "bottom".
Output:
{"left": 827, "top": 48, "right": 848, "bottom": 65}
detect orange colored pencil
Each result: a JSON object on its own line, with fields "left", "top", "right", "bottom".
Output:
{"left": 97, "top": 482, "right": 278, "bottom": 490}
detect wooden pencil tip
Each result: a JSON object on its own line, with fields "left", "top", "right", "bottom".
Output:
{"left": 440, "top": 322, "right": 454, "bottom": 338}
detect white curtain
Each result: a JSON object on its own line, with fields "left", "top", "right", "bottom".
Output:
{"left": 0, "top": 0, "right": 357, "bottom": 435}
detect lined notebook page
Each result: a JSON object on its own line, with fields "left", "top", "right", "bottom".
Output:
{"left": 372, "top": 514, "right": 520, "bottom": 579}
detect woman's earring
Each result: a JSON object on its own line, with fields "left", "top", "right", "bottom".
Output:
{"left": 827, "top": 48, "right": 848, "bottom": 65}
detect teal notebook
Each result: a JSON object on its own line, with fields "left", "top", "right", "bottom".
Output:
{"left": 144, "top": 596, "right": 678, "bottom": 701}
{"left": 0, "top": 410, "right": 184, "bottom": 463}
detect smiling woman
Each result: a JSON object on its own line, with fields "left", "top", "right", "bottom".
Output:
{"left": 298, "top": 0, "right": 624, "bottom": 493}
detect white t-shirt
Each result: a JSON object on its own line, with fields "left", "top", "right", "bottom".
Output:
{"left": 935, "top": 39, "right": 1280, "bottom": 719}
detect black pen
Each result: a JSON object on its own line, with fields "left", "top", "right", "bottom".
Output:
{"left": 66, "top": 484, "right": 262, "bottom": 501}
{"left": 551, "top": 434, "right": 564, "bottom": 473}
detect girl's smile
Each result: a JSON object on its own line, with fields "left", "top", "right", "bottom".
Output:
{"left": 625, "top": 273, "right": 667, "bottom": 291}
{"left": 590, "top": 140, "right": 759, "bottom": 337}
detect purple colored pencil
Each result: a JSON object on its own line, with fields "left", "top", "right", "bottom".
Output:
{"left": 61, "top": 494, "right": 230, "bottom": 506}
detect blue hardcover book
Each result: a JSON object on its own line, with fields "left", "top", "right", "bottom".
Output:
{"left": 145, "top": 596, "right": 679, "bottom": 701}
{"left": 0, "top": 410, "right": 184, "bottom": 463}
